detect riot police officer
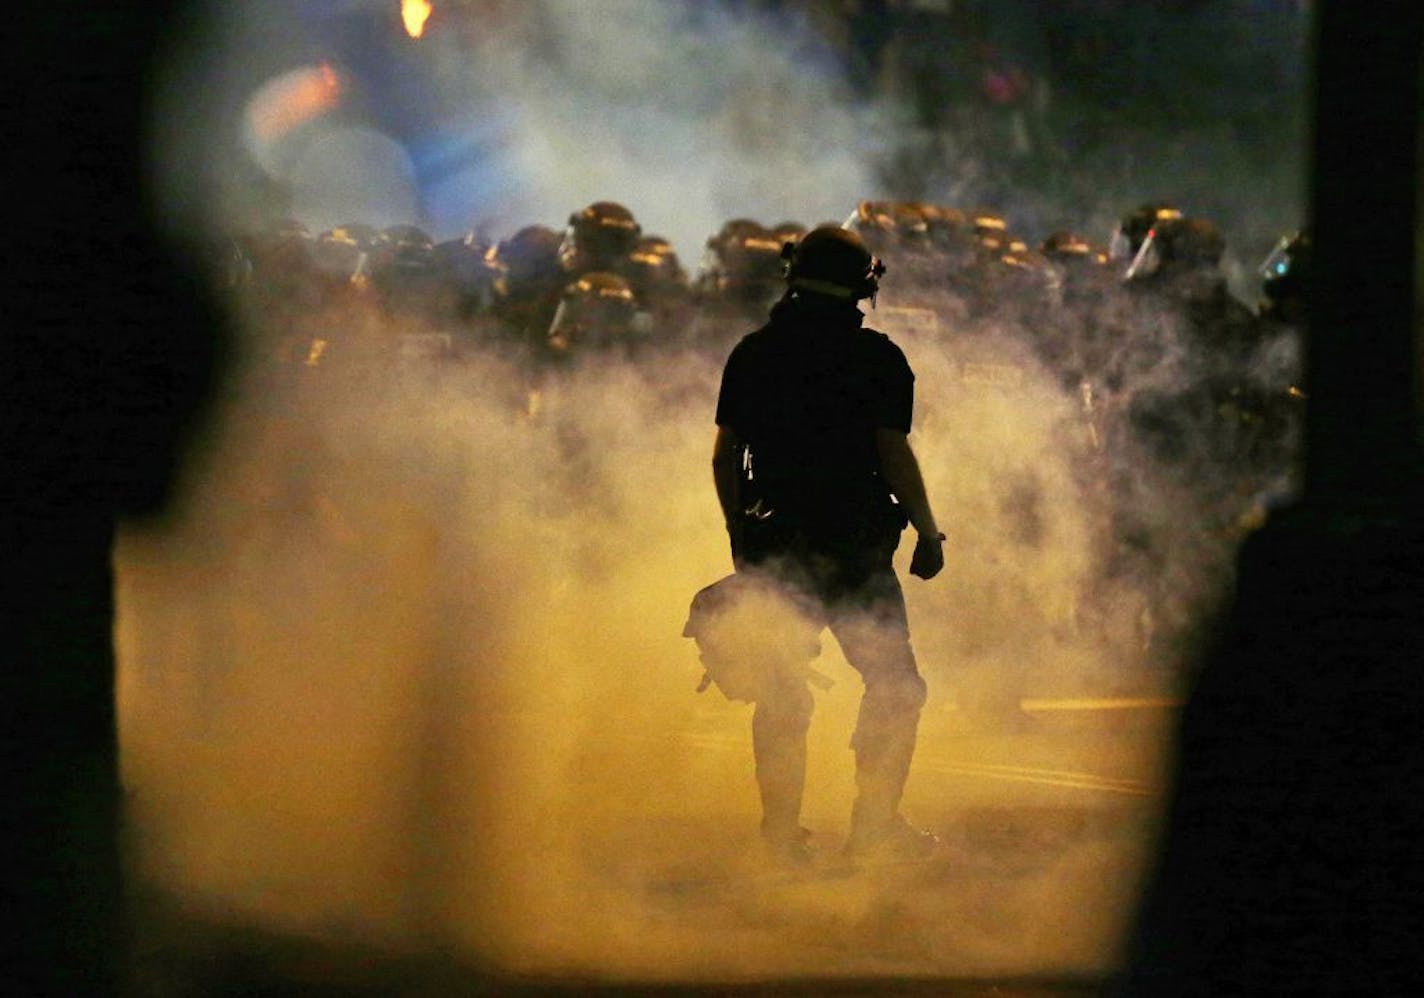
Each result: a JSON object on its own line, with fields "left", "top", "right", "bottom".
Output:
{"left": 689, "top": 218, "right": 790, "bottom": 356}
{"left": 625, "top": 233, "right": 693, "bottom": 347}
{"left": 487, "top": 223, "right": 566, "bottom": 357}
{"left": 697, "top": 224, "right": 945, "bottom": 865}
{"left": 545, "top": 270, "right": 645, "bottom": 360}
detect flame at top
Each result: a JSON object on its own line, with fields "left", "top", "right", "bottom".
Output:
{"left": 402, "top": 0, "right": 433, "bottom": 39}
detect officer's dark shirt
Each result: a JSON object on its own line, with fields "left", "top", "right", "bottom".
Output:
{"left": 716, "top": 295, "right": 912, "bottom": 537}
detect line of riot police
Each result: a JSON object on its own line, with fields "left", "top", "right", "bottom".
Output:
{"left": 210, "top": 196, "right": 1308, "bottom": 669}
{"left": 214, "top": 196, "right": 1308, "bottom": 481}
{"left": 830, "top": 197, "right": 1309, "bottom": 666}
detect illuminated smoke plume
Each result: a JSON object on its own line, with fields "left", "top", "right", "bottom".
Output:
{"left": 126, "top": 0, "right": 1306, "bottom": 988}
{"left": 118, "top": 307, "right": 1166, "bottom": 984}
{"left": 150, "top": 0, "right": 903, "bottom": 253}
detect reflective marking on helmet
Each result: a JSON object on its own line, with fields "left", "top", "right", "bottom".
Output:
{"left": 742, "top": 236, "right": 783, "bottom": 252}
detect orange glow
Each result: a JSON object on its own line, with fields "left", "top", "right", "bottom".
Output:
{"left": 402, "top": 0, "right": 433, "bottom": 39}
{"left": 247, "top": 64, "right": 342, "bottom": 144}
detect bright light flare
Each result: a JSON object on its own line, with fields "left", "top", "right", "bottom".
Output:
{"left": 402, "top": 0, "right": 433, "bottom": 39}
{"left": 245, "top": 63, "right": 342, "bottom": 145}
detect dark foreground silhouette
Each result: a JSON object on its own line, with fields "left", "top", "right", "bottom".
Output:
{"left": 2, "top": 6, "right": 227, "bottom": 992}
{"left": 4, "top": 2, "right": 1420, "bottom": 995}
{"left": 1119, "top": 2, "right": 1424, "bottom": 992}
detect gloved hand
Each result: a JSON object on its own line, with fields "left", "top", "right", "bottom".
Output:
{"left": 909, "top": 532, "right": 945, "bottom": 580}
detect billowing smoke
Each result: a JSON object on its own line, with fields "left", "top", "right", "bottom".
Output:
{"left": 151, "top": 0, "right": 905, "bottom": 255}
{"left": 118, "top": 316, "right": 1168, "bottom": 983}
{"left": 124, "top": 0, "right": 1307, "bottom": 988}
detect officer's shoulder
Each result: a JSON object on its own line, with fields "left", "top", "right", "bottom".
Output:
{"left": 860, "top": 325, "right": 910, "bottom": 360}
{"left": 720, "top": 325, "right": 771, "bottom": 368}
{"left": 732, "top": 320, "right": 779, "bottom": 350}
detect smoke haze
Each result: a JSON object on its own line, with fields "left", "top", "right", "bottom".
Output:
{"left": 123, "top": 0, "right": 1307, "bottom": 987}
{"left": 117, "top": 321, "right": 1167, "bottom": 983}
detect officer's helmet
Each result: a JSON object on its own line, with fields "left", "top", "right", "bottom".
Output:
{"left": 562, "top": 201, "right": 642, "bottom": 267}
{"left": 845, "top": 200, "right": 930, "bottom": 256}
{"left": 703, "top": 219, "right": 783, "bottom": 293}
{"left": 782, "top": 224, "right": 886, "bottom": 301}
{"left": 1126, "top": 215, "right": 1224, "bottom": 281}
{"left": 1110, "top": 202, "right": 1184, "bottom": 268}
{"left": 629, "top": 235, "right": 688, "bottom": 291}
{"left": 1040, "top": 230, "right": 1094, "bottom": 261}
{"left": 493, "top": 225, "right": 563, "bottom": 286}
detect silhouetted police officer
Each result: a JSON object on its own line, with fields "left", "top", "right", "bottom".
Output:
{"left": 708, "top": 224, "right": 945, "bottom": 864}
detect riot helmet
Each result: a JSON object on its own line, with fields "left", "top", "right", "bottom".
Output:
{"left": 1039, "top": 230, "right": 1112, "bottom": 302}
{"left": 701, "top": 219, "right": 784, "bottom": 299}
{"left": 1041, "top": 230, "right": 1104, "bottom": 263}
{"left": 628, "top": 234, "right": 689, "bottom": 295}
{"left": 434, "top": 232, "right": 500, "bottom": 311}
{"left": 968, "top": 210, "right": 1015, "bottom": 259}
{"left": 1125, "top": 215, "right": 1224, "bottom": 281}
{"left": 560, "top": 201, "right": 642, "bottom": 273}
{"left": 913, "top": 204, "right": 977, "bottom": 268}
{"left": 1110, "top": 202, "right": 1184, "bottom": 270}
{"left": 492, "top": 224, "right": 564, "bottom": 287}
{"left": 782, "top": 223, "right": 886, "bottom": 302}
{"left": 845, "top": 200, "right": 931, "bottom": 256}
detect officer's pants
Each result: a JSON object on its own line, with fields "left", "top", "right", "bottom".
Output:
{"left": 751, "top": 564, "right": 928, "bottom": 840}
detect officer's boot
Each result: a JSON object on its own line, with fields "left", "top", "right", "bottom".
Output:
{"left": 752, "top": 678, "right": 815, "bottom": 865}
{"left": 846, "top": 675, "right": 937, "bottom": 860}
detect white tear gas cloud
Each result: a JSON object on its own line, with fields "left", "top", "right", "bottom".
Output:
{"left": 153, "top": 0, "right": 905, "bottom": 257}
{"left": 149, "top": 0, "right": 1306, "bottom": 304}
{"left": 126, "top": 0, "right": 1307, "bottom": 987}
{"left": 117, "top": 298, "right": 1173, "bottom": 983}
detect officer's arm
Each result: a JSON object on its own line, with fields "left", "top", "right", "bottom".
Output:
{"left": 876, "top": 429, "right": 939, "bottom": 538}
{"left": 712, "top": 424, "right": 744, "bottom": 526}
{"left": 877, "top": 428, "right": 945, "bottom": 579}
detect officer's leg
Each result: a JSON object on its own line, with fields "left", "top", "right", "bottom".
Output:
{"left": 829, "top": 570, "right": 930, "bottom": 850}
{"left": 752, "top": 669, "right": 815, "bottom": 853}
{"left": 684, "top": 570, "right": 822, "bottom": 860}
